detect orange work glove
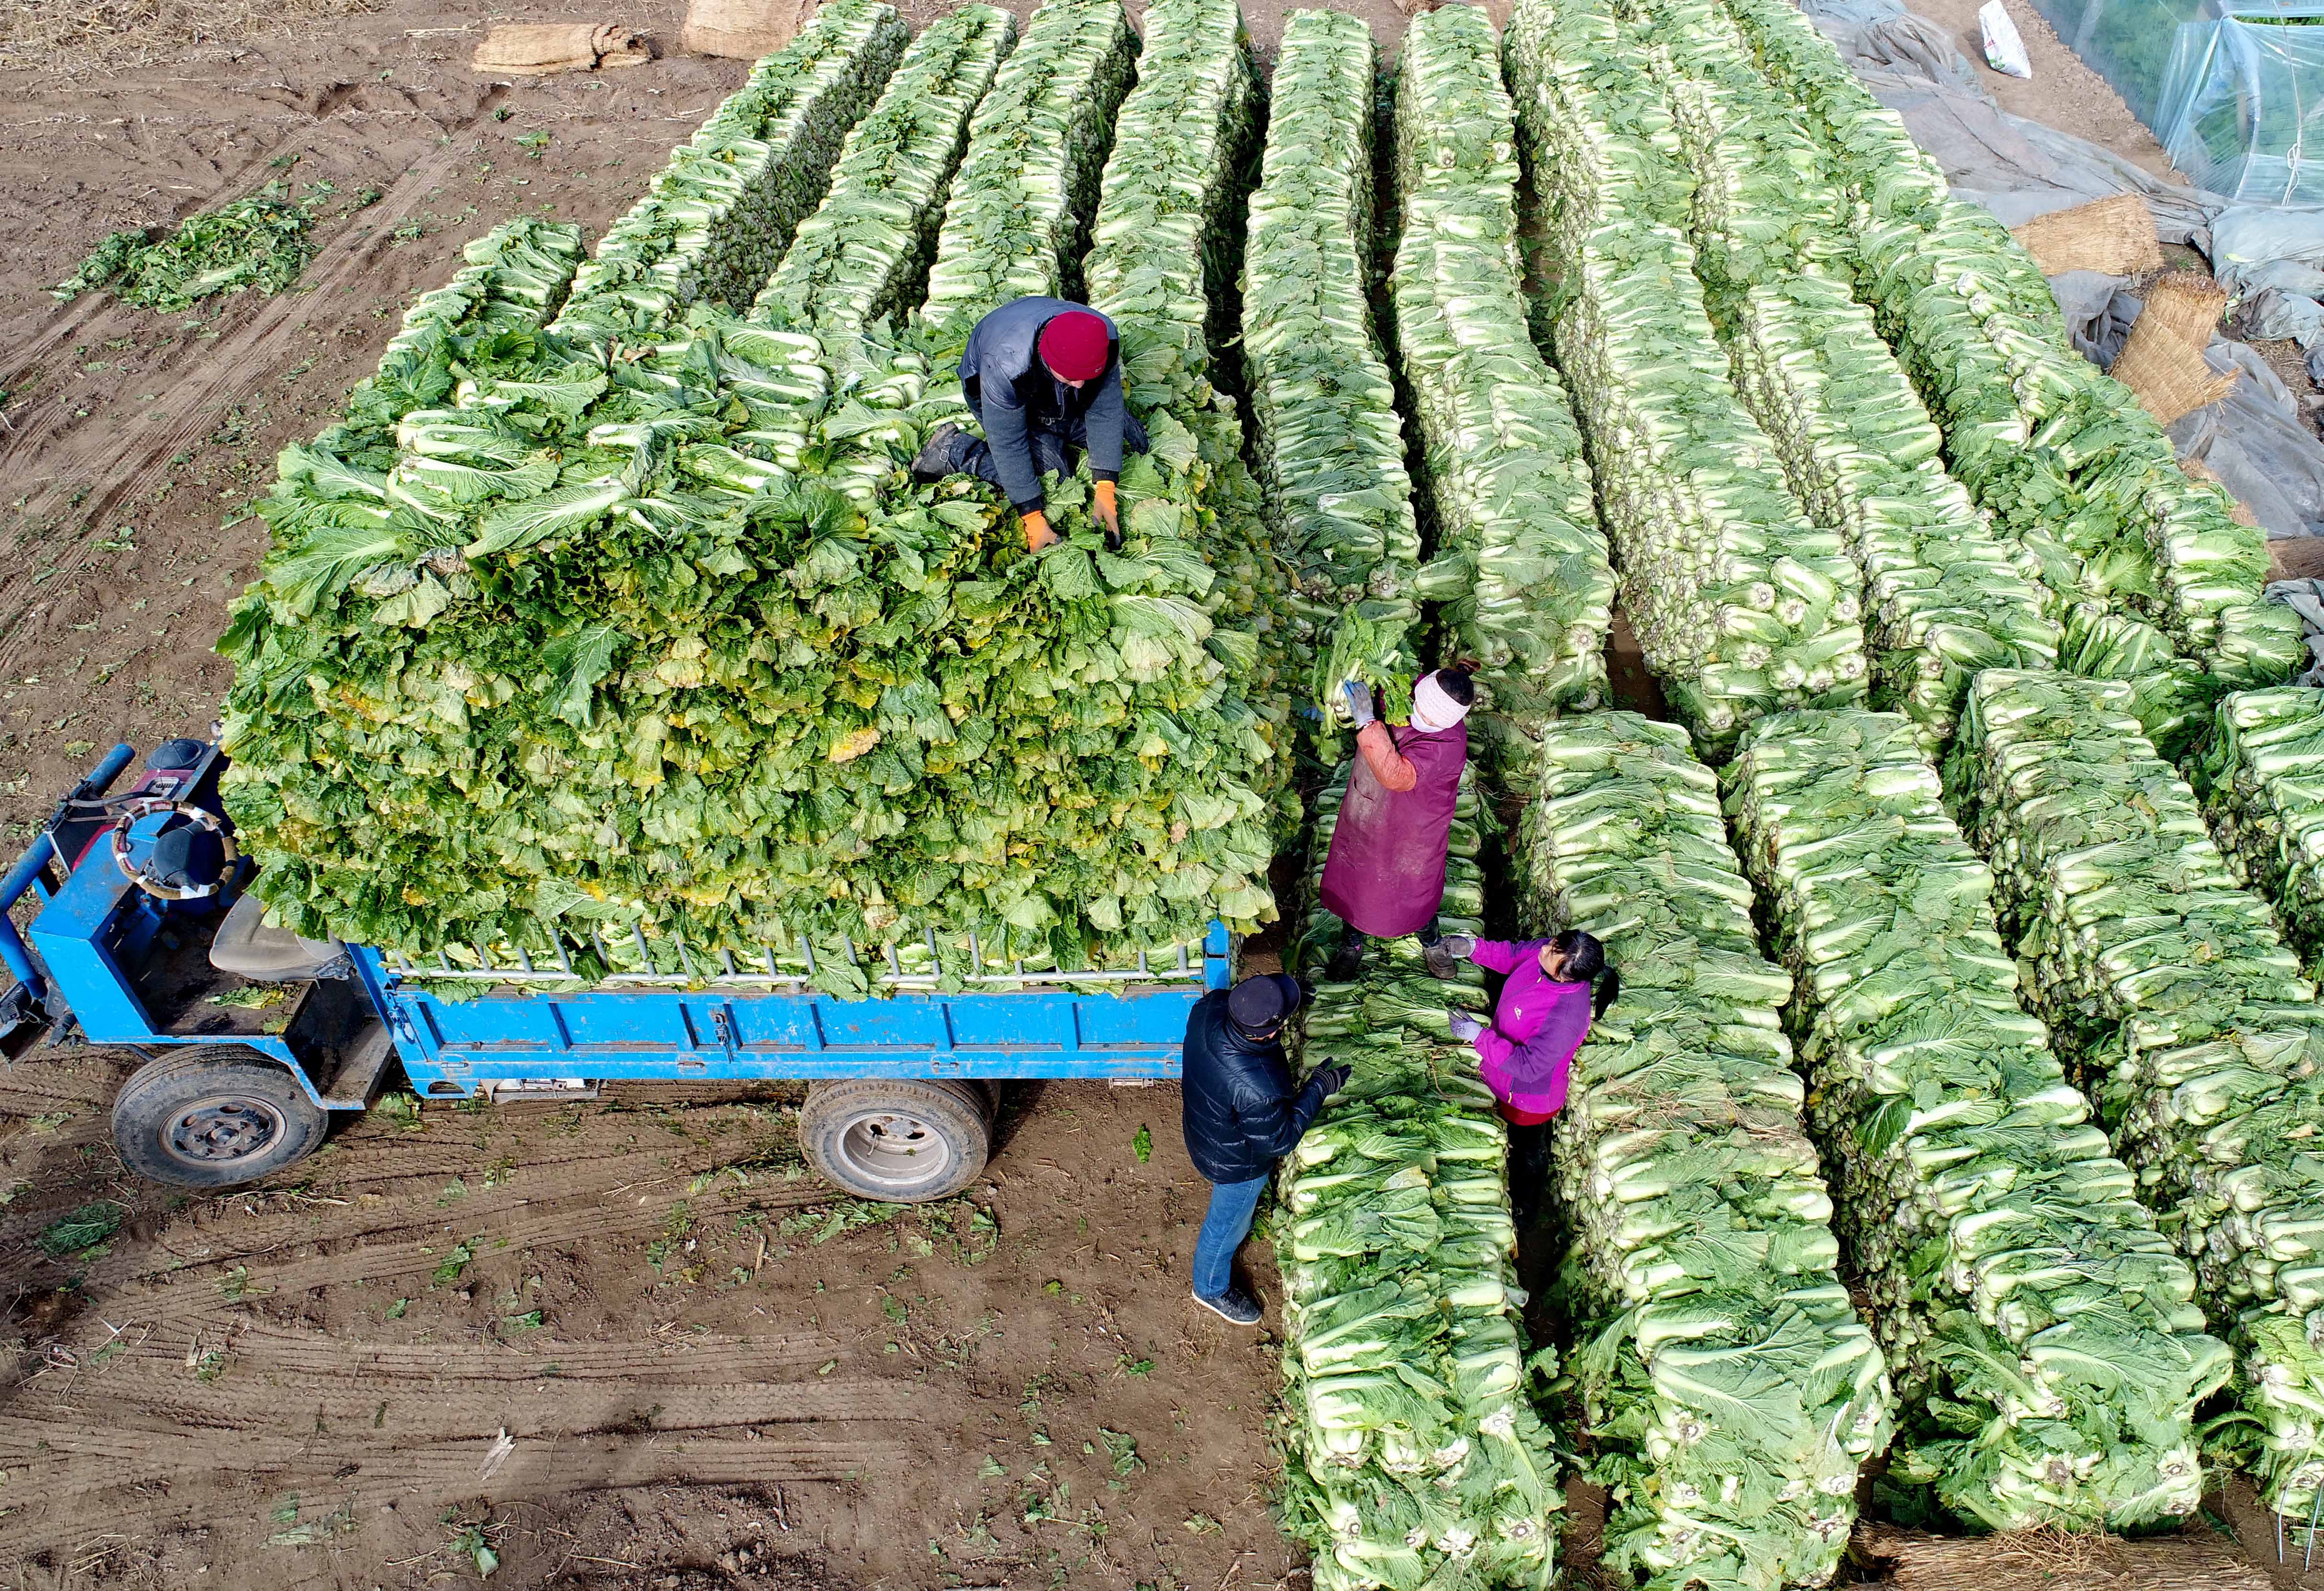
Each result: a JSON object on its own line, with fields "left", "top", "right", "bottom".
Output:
{"left": 1022, "top": 508, "right": 1059, "bottom": 553}
{"left": 1092, "top": 480, "right": 1120, "bottom": 536}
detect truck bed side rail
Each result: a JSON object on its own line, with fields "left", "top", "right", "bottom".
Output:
{"left": 382, "top": 920, "right": 1231, "bottom": 995}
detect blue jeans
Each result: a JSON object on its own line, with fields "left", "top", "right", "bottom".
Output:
{"left": 1192, "top": 1174, "right": 1269, "bottom": 1299}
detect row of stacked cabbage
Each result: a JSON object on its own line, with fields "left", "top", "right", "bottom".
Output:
{"left": 1948, "top": 673, "right": 2324, "bottom": 1520}
{"left": 1727, "top": 711, "right": 2226, "bottom": 1529}
{"left": 1239, "top": 9, "right": 1421, "bottom": 728}
{"left": 1517, "top": 712, "right": 1890, "bottom": 1587}
{"left": 1505, "top": 0, "right": 1868, "bottom": 752}
{"left": 1256, "top": 16, "right": 1565, "bottom": 1587}
{"left": 1389, "top": 5, "right": 1614, "bottom": 769}
{"left": 1276, "top": 761, "right": 1561, "bottom": 1590}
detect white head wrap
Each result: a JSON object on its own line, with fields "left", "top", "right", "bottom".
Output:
{"left": 1407, "top": 672, "right": 1470, "bottom": 733}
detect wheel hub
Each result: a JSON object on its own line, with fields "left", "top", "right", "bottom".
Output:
{"left": 837, "top": 1110, "right": 953, "bottom": 1192}
{"left": 168, "top": 1097, "right": 285, "bottom": 1164}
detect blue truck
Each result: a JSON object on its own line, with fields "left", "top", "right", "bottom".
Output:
{"left": 0, "top": 740, "right": 1229, "bottom": 1199}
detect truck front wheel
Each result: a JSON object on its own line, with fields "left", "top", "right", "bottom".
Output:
{"left": 112, "top": 1050, "right": 330, "bottom": 1188}
{"left": 798, "top": 1078, "right": 994, "bottom": 1204}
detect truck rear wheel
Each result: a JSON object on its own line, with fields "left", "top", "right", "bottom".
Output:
{"left": 112, "top": 1050, "right": 329, "bottom": 1189}
{"left": 798, "top": 1078, "right": 993, "bottom": 1204}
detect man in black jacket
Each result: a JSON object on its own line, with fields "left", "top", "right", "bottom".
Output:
{"left": 1180, "top": 973, "right": 1348, "bottom": 1325}
{"left": 909, "top": 296, "right": 1149, "bottom": 554}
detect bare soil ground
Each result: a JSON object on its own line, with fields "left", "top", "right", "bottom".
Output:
{"left": 0, "top": 0, "right": 2314, "bottom": 1586}
{"left": 0, "top": 1061, "right": 1299, "bottom": 1590}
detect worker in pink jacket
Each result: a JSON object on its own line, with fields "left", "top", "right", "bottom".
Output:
{"left": 1440, "top": 930, "right": 1616, "bottom": 1126}
{"left": 1442, "top": 929, "right": 1614, "bottom": 1222}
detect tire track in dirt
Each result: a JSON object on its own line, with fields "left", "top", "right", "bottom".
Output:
{"left": 0, "top": 69, "right": 491, "bottom": 499}
{"left": 0, "top": 1051, "right": 132, "bottom": 1115}
{"left": 0, "top": 1095, "right": 951, "bottom": 1567}
{"left": 0, "top": 1083, "right": 795, "bottom": 1246}
{"left": 56, "top": 1375, "right": 911, "bottom": 1435}
{"left": 293, "top": 1114, "right": 794, "bottom": 1191}
{"left": 0, "top": 1068, "right": 1299, "bottom": 1589}
{"left": 0, "top": 1415, "right": 929, "bottom": 1562}
{"left": 66, "top": 1180, "right": 795, "bottom": 1300}
{"left": 61, "top": 1318, "right": 843, "bottom": 1391}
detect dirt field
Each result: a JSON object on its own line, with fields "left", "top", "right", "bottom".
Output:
{"left": 0, "top": 0, "right": 2316, "bottom": 1585}
{"left": 0, "top": 1056, "right": 1303, "bottom": 1590}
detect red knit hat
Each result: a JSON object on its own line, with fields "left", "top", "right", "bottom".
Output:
{"left": 1037, "top": 310, "right": 1112, "bottom": 382}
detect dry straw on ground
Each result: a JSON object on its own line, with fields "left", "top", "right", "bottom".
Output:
{"left": 2009, "top": 191, "right": 2163, "bottom": 277}
{"left": 1857, "top": 1523, "right": 2271, "bottom": 1590}
{"left": 2113, "top": 271, "right": 2239, "bottom": 425}
{"left": 0, "top": 0, "right": 379, "bottom": 78}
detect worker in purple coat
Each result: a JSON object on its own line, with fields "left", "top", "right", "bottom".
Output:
{"left": 1439, "top": 930, "right": 1617, "bottom": 1126}
{"left": 1441, "top": 929, "right": 1617, "bottom": 1220}
{"left": 1318, "top": 667, "right": 1475, "bottom": 983}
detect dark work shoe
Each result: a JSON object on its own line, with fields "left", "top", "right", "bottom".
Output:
{"left": 1194, "top": 1286, "right": 1264, "bottom": 1326}
{"left": 1325, "top": 941, "right": 1365, "bottom": 983}
{"left": 910, "top": 421, "right": 963, "bottom": 484}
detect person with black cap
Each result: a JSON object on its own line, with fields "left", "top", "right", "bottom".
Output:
{"left": 1177, "top": 972, "right": 1348, "bottom": 1325}
{"left": 909, "top": 295, "right": 1150, "bottom": 554}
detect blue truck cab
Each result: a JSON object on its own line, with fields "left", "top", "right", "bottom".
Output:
{"left": 0, "top": 741, "right": 1230, "bottom": 1199}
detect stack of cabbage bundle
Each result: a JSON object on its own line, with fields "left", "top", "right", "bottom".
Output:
{"left": 1640, "top": 0, "right": 2056, "bottom": 747}
{"left": 1725, "top": 710, "right": 2225, "bottom": 1530}
{"left": 1083, "top": 0, "right": 1260, "bottom": 409}
{"left": 2198, "top": 686, "right": 2324, "bottom": 968}
{"left": 918, "top": 0, "right": 1136, "bottom": 330}
{"left": 551, "top": 0, "right": 906, "bottom": 340}
{"left": 319, "top": 218, "right": 588, "bottom": 460}
{"left": 1388, "top": 4, "right": 1612, "bottom": 758}
{"left": 1515, "top": 711, "right": 1888, "bottom": 1589}
{"left": 1720, "top": 275, "right": 2058, "bottom": 745}
{"left": 243, "top": 215, "right": 591, "bottom": 670}
{"left": 1240, "top": 11, "right": 1420, "bottom": 723}
{"left": 1718, "top": 0, "right": 2301, "bottom": 697}
{"left": 1504, "top": 0, "right": 1866, "bottom": 751}
{"left": 1950, "top": 669, "right": 2324, "bottom": 1517}
{"left": 1276, "top": 767, "right": 1561, "bottom": 1591}
{"left": 2049, "top": 609, "right": 2216, "bottom": 761}
{"left": 748, "top": 5, "right": 1016, "bottom": 341}
{"left": 221, "top": 323, "right": 1285, "bottom": 979}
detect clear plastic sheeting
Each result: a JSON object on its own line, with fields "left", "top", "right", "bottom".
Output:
{"left": 2025, "top": 0, "right": 2324, "bottom": 205}
{"left": 2156, "top": 8, "right": 2324, "bottom": 205}
{"left": 2023, "top": 0, "right": 2210, "bottom": 130}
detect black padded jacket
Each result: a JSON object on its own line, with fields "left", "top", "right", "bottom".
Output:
{"left": 1179, "top": 989, "right": 1332, "bottom": 1184}
{"left": 956, "top": 295, "right": 1126, "bottom": 514}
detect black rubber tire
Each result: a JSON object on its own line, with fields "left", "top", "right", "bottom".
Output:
{"left": 797, "top": 1078, "right": 994, "bottom": 1204}
{"left": 111, "top": 1049, "right": 330, "bottom": 1189}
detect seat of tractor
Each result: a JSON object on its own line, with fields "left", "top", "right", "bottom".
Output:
{"left": 209, "top": 891, "right": 347, "bottom": 982}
